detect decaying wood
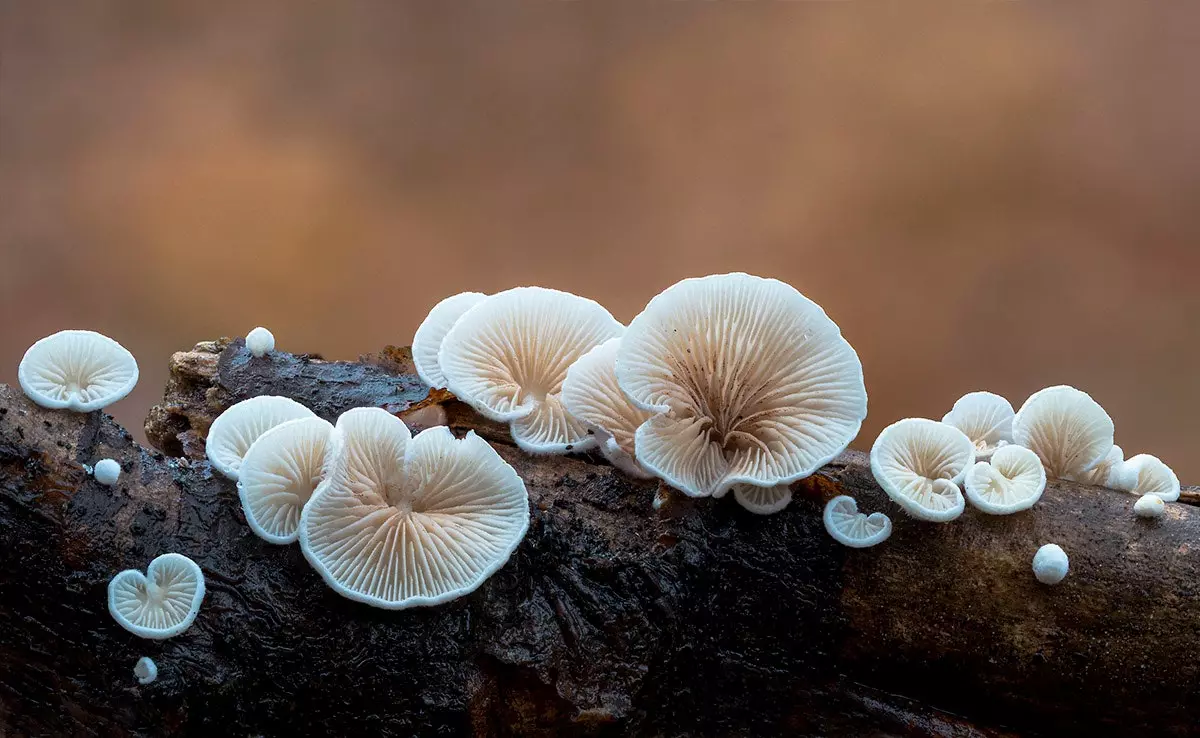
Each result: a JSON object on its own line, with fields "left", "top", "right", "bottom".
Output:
{"left": 2, "top": 338, "right": 1197, "bottom": 737}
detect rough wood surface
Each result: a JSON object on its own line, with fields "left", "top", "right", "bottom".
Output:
{"left": 1, "top": 339, "right": 1196, "bottom": 737}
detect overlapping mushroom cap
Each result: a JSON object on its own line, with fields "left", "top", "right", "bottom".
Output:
{"left": 18, "top": 330, "right": 139, "bottom": 412}
{"left": 1011, "top": 385, "right": 1114, "bottom": 479}
{"left": 439, "top": 287, "right": 623, "bottom": 454}
{"left": 237, "top": 416, "right": 335, "bottom": 544}
{"left": 560, "top": 337, "right": 654, "bottom": 478}
{"left": 300, "top": 407, "right": 529, "bottom": 609}
{"left": 870, "top": 418, "right": 973, "bottom": 522}
{"left": 108, "top": 553, "right": 205, "bottom": 640}
{"left": 963, "top": 444, "right": 1046, "bottom": 515}
{"left": 941, "top": 391, "right": 1014, "bottom": 460}
{"left": 1114, "top": 454, "right": 1180, "bottom": 502}
{"left": 412, "top": 291, "right": 487, "bottom": 389}
{"left": 615, "top": 273, "right": 867, "bottom": 498}
{"left": 1069, "top": 444, "right": 1124, "bottom": 487}
{"left": 205, "top": 396, "right": 316, "bottom": 480}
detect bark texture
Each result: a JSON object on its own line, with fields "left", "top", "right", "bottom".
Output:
{"left": 1, "top": 339, "right": 1197, "bottom": 737}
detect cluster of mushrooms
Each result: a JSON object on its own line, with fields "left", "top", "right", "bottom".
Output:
{"left": 11, "top": 272, "right": 1182, "bottom": 686}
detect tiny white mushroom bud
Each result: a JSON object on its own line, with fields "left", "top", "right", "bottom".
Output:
{"left": 134, "top": 656, "right": 158, "bottom": 685}
{"left": 1134, "top": 493, "right": 1166, "bottom": 519}
{"left": 246, "top": 327, "right": 275, "bottom": 358}
{"left": 93, "top": 458, "right": 121, "bottom": 487}
{"left": 1032, "top": 543, "right": 1069, "bottom": 585}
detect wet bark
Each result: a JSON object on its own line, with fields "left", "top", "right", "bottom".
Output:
{"left": 1, "top": 339, "right": 1197, "bottom": 737}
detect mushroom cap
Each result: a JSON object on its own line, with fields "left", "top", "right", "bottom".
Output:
{"left": 205, "top": 396, "right": 316, "bottom": 480}
{"left": 1011, "top": 385, "right": 1114, "bottom": 479}
{"left": 731, "top": 483, "right": 793, "bottom": 515}
{"left": 1115, "top": 454, "right": 1180, "bottom": 502}
{"left": 615, "top": 273, "right": 867, "bottom": 498}
{"left": 18, "top": 330, "right": 139, "bottom": 412}
{"left": 870, "top": 418, "right": 973, "bottom": 522}
{"left": 237, "top": 416, "right": 336, "bottom": 544}
{"left": 1067, "top": 444, "right": 1124, "bottom": 487}
{"left": 1032, "top": 543, "right": 1069, "bottom": 585}
{"left": 133, "top": 656, "right": 158, "bottom": 685}
{"left": 941, "top": 391, "right": 1014, "bottom": 460}
{"left": 93, "top": 458, "right": 122, "bottom": 487}
{"left": 246, "top": 327, "right": 275, "bottom": 358}
{"left": 1133, "top": 493, "right": 1166, "bottom": 519}
{"left": 439, "top": 287, "right": 623, "bottom": 454}
{"left": 823, "top": 495, "right": 892, "bottom": 548}
{"left": 108, "top": 553, "right": 205, "bottom": 640}
{"left": 963, "top": 444, "right": 1046, "bottom": 515}
{"left": 560, "top": 337, "right": 655, "bottom": 478}
{"left": 300, "top": 408, "right": 529, "bottom": 609}
{"left": 412, "top": 291, "right": 488, "bottom": 389}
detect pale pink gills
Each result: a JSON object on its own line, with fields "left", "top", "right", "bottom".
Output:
{"left": 870, "top": 418, "right": 973, "bottom": 522}
{"left": 19, "top": 330, "right": 138, "bottom": 412}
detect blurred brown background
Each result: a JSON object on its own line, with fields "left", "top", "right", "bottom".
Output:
{"left": 1, "top": 2, "right": 1197, "bottom": 475}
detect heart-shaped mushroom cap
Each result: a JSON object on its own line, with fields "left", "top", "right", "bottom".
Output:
{"left": 237, "top": 416, "right": 336, "bottom": 544}
{"left": 963, "top": 444, "right": 1046, "bottom": 515}
{"left": 205, "top": 395, "right": 316, "bottom": 481}
{"left": 1011, "top": 385, "right": 1114, "bottom": 479}
{"left": 19, "top": 330, "right": 139, "bottom": 412}
{"left": 823, "top": 495, "right": 892, "bottom": 548}
{"left": 108, "top": 553, "right": 205, "bottom": 640}
{"left": 870, "top": 418, "right": 973, "bottom": 522}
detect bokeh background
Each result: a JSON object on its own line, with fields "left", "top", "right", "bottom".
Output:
{"left": 1, "top": 2, "right": 1197, "bottom": 475}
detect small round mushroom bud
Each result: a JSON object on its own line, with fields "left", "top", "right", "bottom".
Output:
{"left": 870, "top": 418, "right": 974, "bottom": 522}
{"left": 133, "top": 656, "right": 158, "bottom": 685}
{"left": 1114, "top": 454, "right": 1180, "bottom": 502}
{"left": 1011, "top": 386, "right": 1114, "bottom": 480}
{"left": 246, "top": 327, "right": 275, "bottom": 358}
{"left": 1134, "top": 493, "right": 1166, "bottom": 519}
{"left": 823, "top": 495, "right": 892, "bottom": 549}
{"left": 93, "top": 458, "right": 121, "bottom": 487}
{"left": 18, "top": 330, "right": 139, "bottom": 412}
{"left": 941, "top": 391, "right": 1014, "bottom": 460}
{"left": 1032, "top": 543, "right": 1069, "bottom": 585}
{"left": 108, "top": 553, "right": 205, "bottom": 639}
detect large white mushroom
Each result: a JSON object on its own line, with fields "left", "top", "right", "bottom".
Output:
{"left": 1010, "top": 385, "right": 1114, "bottom": 480}
{"left": 439, "top": 287, "right": 624, "bottom": 455}
{"left": 614, "top": 273, "right": 867, "bottom": 499}
{"left": 870, "top": 418, "right": 974, "bottom": 522}
{"left": 205, "top": 396, "right": 316, "bottom": 481}
{"left": 108, "top": 553, "right": 205, "bottom": 640}
{"left": 1113, "top": 454, "right": 1180, "bottom": 502}
{"left": 412, "top": 291, "right": 488, "bottom": 390}
{"left": 560, "top": 337, "right": 654, "bottom": 479}
{"left": 963, "top": 444, "right": 1046, "bottom": 515}
{"left": 299, "top": 407, "right": 529, "bottom": 610}
{"left": 941, "top": 391, "right": 1014, "bottom": 460}
{"left": 18, "top": 330, "right": 139, "bottom": 412}
{"left": 237, "top": 416, "right": 335, "bottom": 544}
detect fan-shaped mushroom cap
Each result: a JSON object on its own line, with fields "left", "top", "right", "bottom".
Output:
{"left": 615, "top": 273, "right": 867, "bottom": 498}
{"left": 560, "top": 337, "right": 654, "bottom": 479}
{"left": 412, "top": 292, "right": 488, "bottom": 389}
{"left": 941, "top": 391, "right": 1014, "bottom": 460}
{"left": 1032, "top": 543, "right": 1069, "bottom": 585}
{"left": 1114, "top": 454, "right": 1180, "bottom": 502}
{"left": 1068, "top": 444, "right": 1124, "bottom": 487}
{"left": 246, "top": 327, "right": 275, "bottom": 358}
{"left": 93, "top": 458, "right": 122, "bottom": 487}
{"left": 870, "top": 418, "right": 973, "bottom": 522}
{"left": 205, "top": 396, "right": 316, "bottom": 480}
{"left": 1011, "top": 385, "right": 1114, "bottom": 479}
{"left": 108, "top": 553, "right": 205, "bottom": 640}
{"left": 18, "top": 330, "right": 139, "bottom": 412}
{"left": 439, "top": 287, "right": 623, "bottom": 455}
{"left": 134, "top": 656, "right": 158, "bottom": 685}
{"left": 1134, "top": 493, "right": 1166, "bottom": 519}
{"left": 300, "top": 408, "right": 529, "bottom": 609}
{"left": 237, "top": 416, "right": 335, "bottom": 544}
{"left": 732, "top": 483, "right": 793, "bottom": 515}
{"left": 823, "top": 495, "right": 892, "bottom": 548}
{"left": 963, "top": 444, "right": 1046, "bottom": 515}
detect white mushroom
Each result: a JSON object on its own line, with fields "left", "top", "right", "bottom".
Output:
{"left": 245, "top": 327, "right": 275, "bottom": 358}
{"left": 108, "top": 553, "right": 205, "bottom": 639}
{"left": 412, "top": 291, "right": 488, "bottom": 389}
{"left": 205, "top": 396, "right": 315, "bottom": 481}
{"left": 93, "top": 458, "right": 122, "bottom": 487}
{"left": 732, "top": 483, "right": 793, "bottom": 515}
{"left": 560, "top": 337, "right": 654, "bottom": 478}
{"left": 18, "top": 330, "right": 139, "bottom": 412}
{"left": 299, "top": 407, "right": 529, "bottom": 609}
{"left": 439, "top": 287, "right": 623, "bottom": 455}
{"left": 869, "top": 418, "right": 973, "bottom": 522}
{"left": 133, "top": 657, "right": 158, "bottom": 685}
{"left": 615, "top": 273, "right": 867, "bottom": 498}
{"left": 941, "top": 391, "right": 1014, "bottom": 460}
{"left": 237, "top": 416, "right": 335, "bottom": 544}
{"left": 1032, "top": 543, "right": 1069, "bottom": 585}
{"left": 1133, "top": 493, "right": 1166, "bottom": 519}
{"left": 822, "top": 495, "right": 892, "bottom": 548}
{"left": 1068, "top": 444, "right": 1124, "bottom": 487}
{"left": 963, "top": 444, "right": 1046, "bottom": 515}
{"left": 1011, "top": 385, "right": 1114, "bottom": 479}
{"left": 1114, "top": 454, "right": 1180, "bottom": 502}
